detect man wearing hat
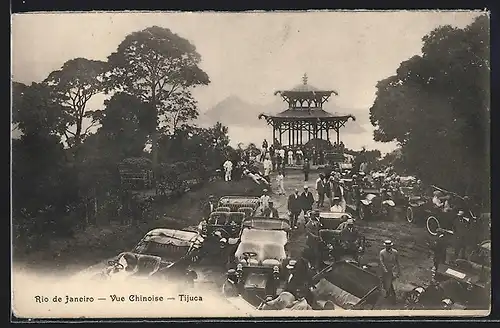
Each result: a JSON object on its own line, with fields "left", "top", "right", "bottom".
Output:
{"left": 305, "top": 212, "right": 322, "bottom": 270}
{"left": 453, "top": 210, "right": 470, "bottom": 259}
{"left": 330, "top": 196, "right": 343, "bottom": 213}
{"left": 202, "top": 195, "right": 217, "bottom": 219}
{"left": 288, "top": 189, "right": 302, "bottom": 229}
{"left": 263, "top": 200, "right": 280, "bottom": 218}
{"left": 316, "top": 173, "right": 326, "bottom": 208}
{"left": 430, "top": 232, "right": 448, "bottom": 271}
{"left": 379, "top": 240, "right": 401, "bottom": 302}
{"left": 259, "top": 189, "right": 271, "bottom": 215}
{"left": 339, "top": 219, "right": 360, "bottom": 253}
{"left": 303, "top": 158, "right": 311, "bottom": 181}
{"left": 300, "top": 185, "right": 315, "bottom": 215}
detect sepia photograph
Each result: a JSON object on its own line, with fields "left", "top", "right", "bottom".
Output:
{"left": 11, "top": 10, "right": 491, "bottom": 319}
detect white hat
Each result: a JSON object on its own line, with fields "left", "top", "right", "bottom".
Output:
{"left": 303, "top": 185, "right": 309, "bottom": 189}
{"left": 384, "top": 240, "right": 394, "bottom": 246}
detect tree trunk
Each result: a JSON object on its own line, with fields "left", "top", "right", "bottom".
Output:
{"left": 151, "top": 91, "right": 159, "bottom": 189}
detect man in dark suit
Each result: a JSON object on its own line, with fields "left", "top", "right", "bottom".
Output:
{"left": 202, "top": 195, "right": 217, "bottom": 219}
{"left": 288, "top": 189, "right": 302, "bottom": 229}
{"left": 300, "top": 185, "right": 315, "bottom": 214}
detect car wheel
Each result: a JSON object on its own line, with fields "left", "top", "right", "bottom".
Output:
{"left": 406, "top": 207, "right": 414, "bottom": 223}
{"left": 426, "top": 216, "right": 440, "bottom": 236}
{"left": 403, "top": 289, "right": 424, "bottom": 310}
{"left": 359, "top": 205, "right": 366, "bottom": 220}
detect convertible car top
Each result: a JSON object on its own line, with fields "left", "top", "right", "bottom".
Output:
{"left": 141, "top": 228, "right": 204, "bottom": 247}
{"left": 242, "top": 217, "right": 291, "bottom": 231}
{"left": 312, "top": 261, "right": 381, "bottom": 310}
{"left": 240, "top": 227, "right": 288, "bottom": 245}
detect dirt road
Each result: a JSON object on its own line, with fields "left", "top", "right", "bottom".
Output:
{"left": 268, "top": 169, "right": 436, "bottom": 296}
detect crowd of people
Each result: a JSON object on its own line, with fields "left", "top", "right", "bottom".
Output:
{"left": 212, "top": 140, "right": 488, "bottom": 308}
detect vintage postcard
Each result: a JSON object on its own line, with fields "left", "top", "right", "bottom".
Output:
{"left": 11, "top": 10, "right": 491, "bottom": 319}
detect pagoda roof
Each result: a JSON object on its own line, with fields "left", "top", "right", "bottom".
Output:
{"left": 274, "top": 73, "right": 338, "bottom": 97}
{"left": 259, "top": 109, "right": 355, "bottom": 121}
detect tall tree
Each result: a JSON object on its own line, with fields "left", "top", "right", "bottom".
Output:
{"left": 105, "top": 26, "right": 210, "bottom": 180}
{"left": 12, "top": 82, "right": 66, "bottom": 137}
{"left": 44, "top": 58, "right": 106, "bottom": 148}
{"left": 369, "top": 15, "right": 490, "bottom": 207}
{"left": 97, "top": 92, "right": 152, "bottom": 159}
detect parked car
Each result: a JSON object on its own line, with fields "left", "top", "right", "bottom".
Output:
{"left": 356, "top": 187, "right": 396, "bottom": 221}
{"left": 82, "top": 228, "right": 203, "bottom": 284}
{"left": 310, "top": 259, "right": 382, "bottom": 310}
{"left": 222, "top": 217, "right": 293, "bottom": 308}
{"left": 403, "top": 240, "right": 491, "bottom": 310}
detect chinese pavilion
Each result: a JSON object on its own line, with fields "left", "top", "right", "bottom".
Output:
{"left": 258, "top": 74, "right": 355, "bottom": 147}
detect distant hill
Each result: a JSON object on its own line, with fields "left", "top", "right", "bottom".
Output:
{"left": 197, "top": 95, "right": 370, "bottom": 135}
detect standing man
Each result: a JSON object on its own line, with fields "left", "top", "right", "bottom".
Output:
{"left": 223, "top": 158, "right": 233, "bottom": 182}
{"left": 338, "top": 180, "right": 347, "bottom": 212}
{"left": 261, "top": 139, "right": 268, "bottom": 162}
{"left": 276, "top": 169, "right": 286, "bottom": 196}
{"left": 303, "top": 159, "right": 311, "bottom": 182}
{"left": 263, "top": 200, "right": 280, "bottom": 218}
{"left": 453, "top": 210, "right": 470, "bottom": 259}
{"left": 202, "top": 195, "right": 217, "bottom": 219}
{"left": 263, "top": 156, "right": 273, "bottom": 183}
{"left": 316, "top": 173, "right": 326, "bottom": 208}
{"left": 305, "top": 212, "right": 322, "bottom": 270}
{"left": 259, "top": 189, "right": 271, "bottom": 215}
{"left": 430, "top": 233, "right": 448, "bottom": 271}
{"left": 379, "top": 240, "right": 401, "bottom": 303}
{"left": 288, "top": 189, "right": 301, "bottom": 229}
{"left": 288, "top": 148, "right": 294, "bottom": 166}
{"left": 300, "top": 185, "right": 315, "bottom": 215}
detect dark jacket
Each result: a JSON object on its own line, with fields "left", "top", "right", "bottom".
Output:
{"left": 263, "top": 207, "right": 280, "bottom": 218}
{"left": 288, "top": 193, "right": 302, "bottom": 213}
{"left": 300, "top": 191, "right": 315, "bottom": 210}
{"left": 303, "top": 161, "right": 311, "bottom": 173}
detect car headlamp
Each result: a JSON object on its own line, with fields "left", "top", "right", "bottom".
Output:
{"left": 441, "top": 298, "right": 453, "bottom": 308}
{"left": 236, "top": 263, "right": 243, "bottom": 272}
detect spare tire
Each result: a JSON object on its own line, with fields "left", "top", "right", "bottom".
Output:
{"left": 427, "top": 216, "right": 441, "bottom": 236}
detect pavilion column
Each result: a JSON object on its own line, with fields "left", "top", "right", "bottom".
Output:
{"left": 326, "top": 122, "right": 330, "bottom": 142}
{"left": 336, "top": 122, "right": 340, "bottom": 144}
{"left": 300, "top": 121, "right": 303, "bottom": 145}
{"left": 288, "top": 122, "right": 292, "bottom": 147}
{"left": 272, "top": 125, "right": 276, "bottom": 145}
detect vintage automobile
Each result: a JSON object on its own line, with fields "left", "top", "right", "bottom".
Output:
{"left": 310, "top": 258, "right": 383, "bottom": 310}
{"left": 318, "top": 229, "right": 367, "bottom": 268}
{"left": 196, "top": 211, "right": 246, "bottom": 264}
{"left": 404, "top": 240, "right": 491, "bottom": 310}
{"left": 218, "top": 195, "right": 261, "bottom": 212}
{"left": 84, "top": 228, "right": 203, "bottom": 283}
{"left": 222, "top": 217, "right": 293, "bottom": 308}
{"left": 305, "top": 211, "right": 353, "bottom": 230}
{"left": 356, "top": 187, "right": 396, "bottom": 221}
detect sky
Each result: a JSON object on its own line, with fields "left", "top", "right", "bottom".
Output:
{"left": 11, "top": 11, "right": 482, "bottom": 153}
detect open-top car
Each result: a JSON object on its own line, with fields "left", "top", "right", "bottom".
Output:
{"left": 218, "top": 196, "right": 261, "bottom": 212}
{"left": 310, "top": 258, "right": 382, "bottom": 310}
{"left": 404, "top": 240, "right": 491, "bottom": 310}
{"left": 222, "top": 217, "right": 293, "bottom": 308}
{"left": 318, "top": 229, "right": 367, "bottom": 268}
{"left": 356, "top": 187, "right": 396, "bottom": 221}
{"left": 304, "top": 211, "right": 353, "bottom": 230}
{"left": 196, "top": 211, "right": 246, "bottom": 265}
{"left": 85, "top": 228, "right": 203, "bottom": 284}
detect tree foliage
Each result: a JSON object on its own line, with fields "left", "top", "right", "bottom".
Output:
{"left": 44, "top": 58, "right": 106, "bottom": 147}
{"left": 12, "top": 82, "right": 66, "bottom": 137}
{"left": 105, "top": 26, "right": 210, "bottom": 171}
{"left": 369, "top": 15, "right": 490, "bottom": 206}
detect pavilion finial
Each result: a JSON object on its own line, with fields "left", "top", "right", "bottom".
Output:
{"left": 302, "top": 73, "right": 308, "bottom": 85}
